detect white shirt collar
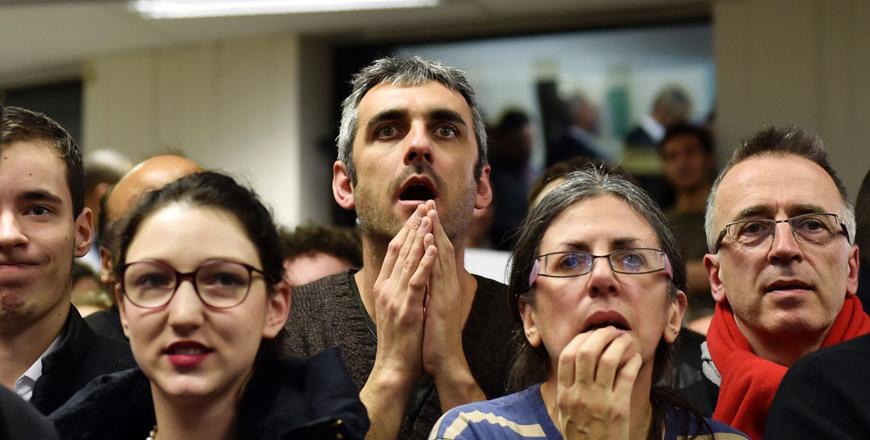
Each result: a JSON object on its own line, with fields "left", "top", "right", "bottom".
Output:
{"left": 640, "top": 114, "right": 665, "bottom": 143}
{"left": 15, "top": 334, "right": 62, "bottom": 402}
{"left": 568, "top": 125, "right": 611, "bottom": 161}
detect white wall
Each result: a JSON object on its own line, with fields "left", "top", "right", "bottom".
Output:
{"left": 83, "top": 34, "right": 333, "bottom": 227}
{"left": 714, "top": 0, "right": 870, "bottom": 200}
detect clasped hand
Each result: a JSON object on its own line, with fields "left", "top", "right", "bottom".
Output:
{"left": 370, "top": 201, "right": 466, "bottom": 382}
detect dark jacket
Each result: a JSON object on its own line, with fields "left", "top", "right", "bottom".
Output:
{"left": 31, "top": 305, "right": 134, "bottom": 415}
{"left": 546, "top": 131, "right": 603, "bottom": 167}
{"left": 83, "top": 305, "right": 126, "bottom": 343}
{"left": 49, "top": 348, "right": 369, "bottom": 440}
{"left": 672, "top": 328, "right": 706, "bottom": 390}
{"left": 677, "top": 345, "right": 719, "bottom": 416}
{"left": 766, "top": 333, "right": 870, "bottom": 439}
{"left": 0, "top": 386, "right": 59, "bottom": 440}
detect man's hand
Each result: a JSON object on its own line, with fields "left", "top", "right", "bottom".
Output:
{"left": 556, "top": 327, "right": 642, "bottom": 440}
{"left": 422, "top": 201, "right": 486, "bottom": 411}
{"left": 362, "top": 204, "right": 439, "bottom": 439}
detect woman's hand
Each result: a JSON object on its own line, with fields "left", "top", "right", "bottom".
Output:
{"left": 555, "top": 327, "right": 642, "bottom": 440}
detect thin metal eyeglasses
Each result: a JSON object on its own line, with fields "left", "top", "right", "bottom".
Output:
{"left": 712, "top": 212, "right": 849, "bottom": 252}
{"left": 528, "top": 248, "right": 673, "bottom": 287}
{"left": 121, "top": 259, "right": 270, "bottom": 309}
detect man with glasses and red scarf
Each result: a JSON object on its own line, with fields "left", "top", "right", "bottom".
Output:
{"left": 679, "top": 126, "right": 869, "bottom": 439}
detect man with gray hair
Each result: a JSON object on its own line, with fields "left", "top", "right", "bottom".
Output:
{"left": 680, "top": 126, "right": 869, "bottom": 439}
{"left": 624, "top": 85, "right": 692, "bottom": 149}
{"left": 283, "top": 57, "right": 516, "bottom": 439}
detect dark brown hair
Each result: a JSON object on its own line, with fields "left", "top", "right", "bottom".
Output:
{"left": 1, "top": 106, "right": 85, "bottom": 216}
{"left": 279, "top": 223, "right": 362, "bottom": 268}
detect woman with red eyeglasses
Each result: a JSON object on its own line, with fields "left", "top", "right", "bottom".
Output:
{"left": 51, "top": 172, "right": 368, "bottom": 440}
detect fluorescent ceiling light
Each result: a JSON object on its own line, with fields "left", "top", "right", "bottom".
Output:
{"left": 131, "top": 0, "right": 439, "bottom": 19}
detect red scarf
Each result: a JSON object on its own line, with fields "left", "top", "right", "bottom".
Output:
{"left": 707, "top": 294, "right": 870, "bottom": 439}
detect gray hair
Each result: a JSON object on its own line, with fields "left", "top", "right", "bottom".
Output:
{"left": 336, "top": 56, "right": 488, "bottom": 183}
{"left": 652, "top": 85, "right": 691, "bottom": 120}
{"left": 507, "top": 164, "right": 685, "bottom": 391}
{"left": 704, "top": 126, "right": 856, "bottom": 252}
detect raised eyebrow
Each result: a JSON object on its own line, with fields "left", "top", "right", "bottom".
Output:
{"left": 19, "top": 190, "right": 63, "bottom": 206}
{"left": 788, "top": 203, "right": 830, "bottom": 217}
{"left": 731, "top": 205, "right": 774, "bottom": 221}
{"left": 611, "top": 237, "right": 642, "bottom": 248}
{"left": 365, "top": 109, "right": 407, "bottom": 132}
{"left": 560, "top": 237, "right": 641, "bottom": 252}
{"left": 732, "top": 204, "right": 830, "bottom": 222}
{"left": 428, "top": 109, "right": 467, "bottom": 128}
{"left": 560, "top": 242, "right": 591, "bottom": 253}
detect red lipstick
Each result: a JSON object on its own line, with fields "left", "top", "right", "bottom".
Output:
{"left": 164, "top": 341, "right": 212, "bottom": 367}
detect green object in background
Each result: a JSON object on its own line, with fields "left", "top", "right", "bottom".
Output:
{"left": 607, "top": 85, "right": 630, "bottom": 138}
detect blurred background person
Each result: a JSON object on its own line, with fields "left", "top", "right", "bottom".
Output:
{"left": 660, "top": 124, "right": 716, "bottom": 334}
{"left": 70, "top": 262, "right": 113, "bottom": 317}
{"left": 546, "top": 92, "right": 605, "bottom": 167}
{"left": 279, "top": 223, "right": 362, "bottom": 286}
{"left": 625, "top": 85, "right": 692, "bottom": 149}
{"left": 488, "top": 108, "right": 536, "bottom": 250}
{"left": 623, "top": 85, "right": 694, "bottom": 209}
{"left": 86, "top": 154, "right": 202, "bottom": 342}
{"left": 77, "top": 149, "right": 133, "bottom": 272}
{"left": 528, "top": 156, "right": 599, "bottom": 208}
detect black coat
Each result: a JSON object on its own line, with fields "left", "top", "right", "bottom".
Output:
{"left": 0, "top": 386, "right": 59, "bottom": 440}
{"left": 546, "top": 132, "right": 603, "bottom": 167}
{"left": 766, "top": 333, "right": 870, "bottom": 439}
{"left": 49, "top": 348, "right": 369, "bottom": 440}
{"left": 83, "top": 305, "right": 126, "bottom": 343}
{"left": 31, "top": 306, "right": 135, "bottom": 415}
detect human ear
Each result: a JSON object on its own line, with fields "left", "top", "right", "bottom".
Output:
{"left": 704, "top": 253, "right": 727, "bottom": 303}
{"left": 519, "top": 297, "right": 542, "bottom": 347}
{"left": 846, "top": 244, "right": 859, "bottom": 296}
{"left": 99, "top": 246, "right": 115, "bottom": 286}
{"left": 73, "top": 208, "right": 95, "bottom": 258}
{"left": 474, "top": 164, "right": 493, "bottom": 210}
{"left": 115, "top": 284, "right": 130, "bottom": 338}
{"left": 262, "top": 281, "right": 291, "bottom": 338}
{"left": 664, "top": 290, "right": 687, "bottom": 344}
{"left": 332, "top": 161, "right": 355, "bottom": 210}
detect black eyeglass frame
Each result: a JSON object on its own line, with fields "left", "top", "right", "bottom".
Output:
{"left": 712, "top": 212, "right": 849, "bottom": 253}
{"left": 120, "top": 259, "right": 270, "bottom": 310}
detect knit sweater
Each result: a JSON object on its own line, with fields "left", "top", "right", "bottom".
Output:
{"left": 283, "top": 270, "right": 518, "bottom": 440}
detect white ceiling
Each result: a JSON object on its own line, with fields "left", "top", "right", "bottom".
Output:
{"left": 0, "top": 0, "right": 707, "bottom": 86}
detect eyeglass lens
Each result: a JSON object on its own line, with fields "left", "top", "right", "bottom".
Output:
{"left": 726, "top": 214, "right": 843, "bottom": 248}
{"left": 123, "top": 261, "right": 252, "bottom": 308}
{"left": 539, "top": 249, "right": 664, "bottom": 277}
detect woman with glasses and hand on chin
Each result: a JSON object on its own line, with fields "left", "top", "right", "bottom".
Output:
{"left": 50, "top": 172, "right": 368, "bottom": 440}
{"left": 430, "top": 166, "right": 748, "bottom": 440}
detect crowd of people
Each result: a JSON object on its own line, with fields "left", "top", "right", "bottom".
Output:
{"left": 0, "top": 55, "right": 867, "bottom": 440}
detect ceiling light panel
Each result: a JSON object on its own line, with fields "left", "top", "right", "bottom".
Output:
{"left": 131, "top": 0, "right": 439, "bottom": 19}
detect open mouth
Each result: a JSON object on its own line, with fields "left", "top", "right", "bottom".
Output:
{"left": 398, "top": 177, "right": 437, "bottom": 202}
{"left": 582, "top": 311, "right": 631, "bottom": 332}
{"left": 764, "top": 280, "right": 813, "bottom": 293}
{"left": 164, "top": 341, "right": 213, "bottom": 355}
{"left": 166, "top": 346, "right": 210, "bottom": 355}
